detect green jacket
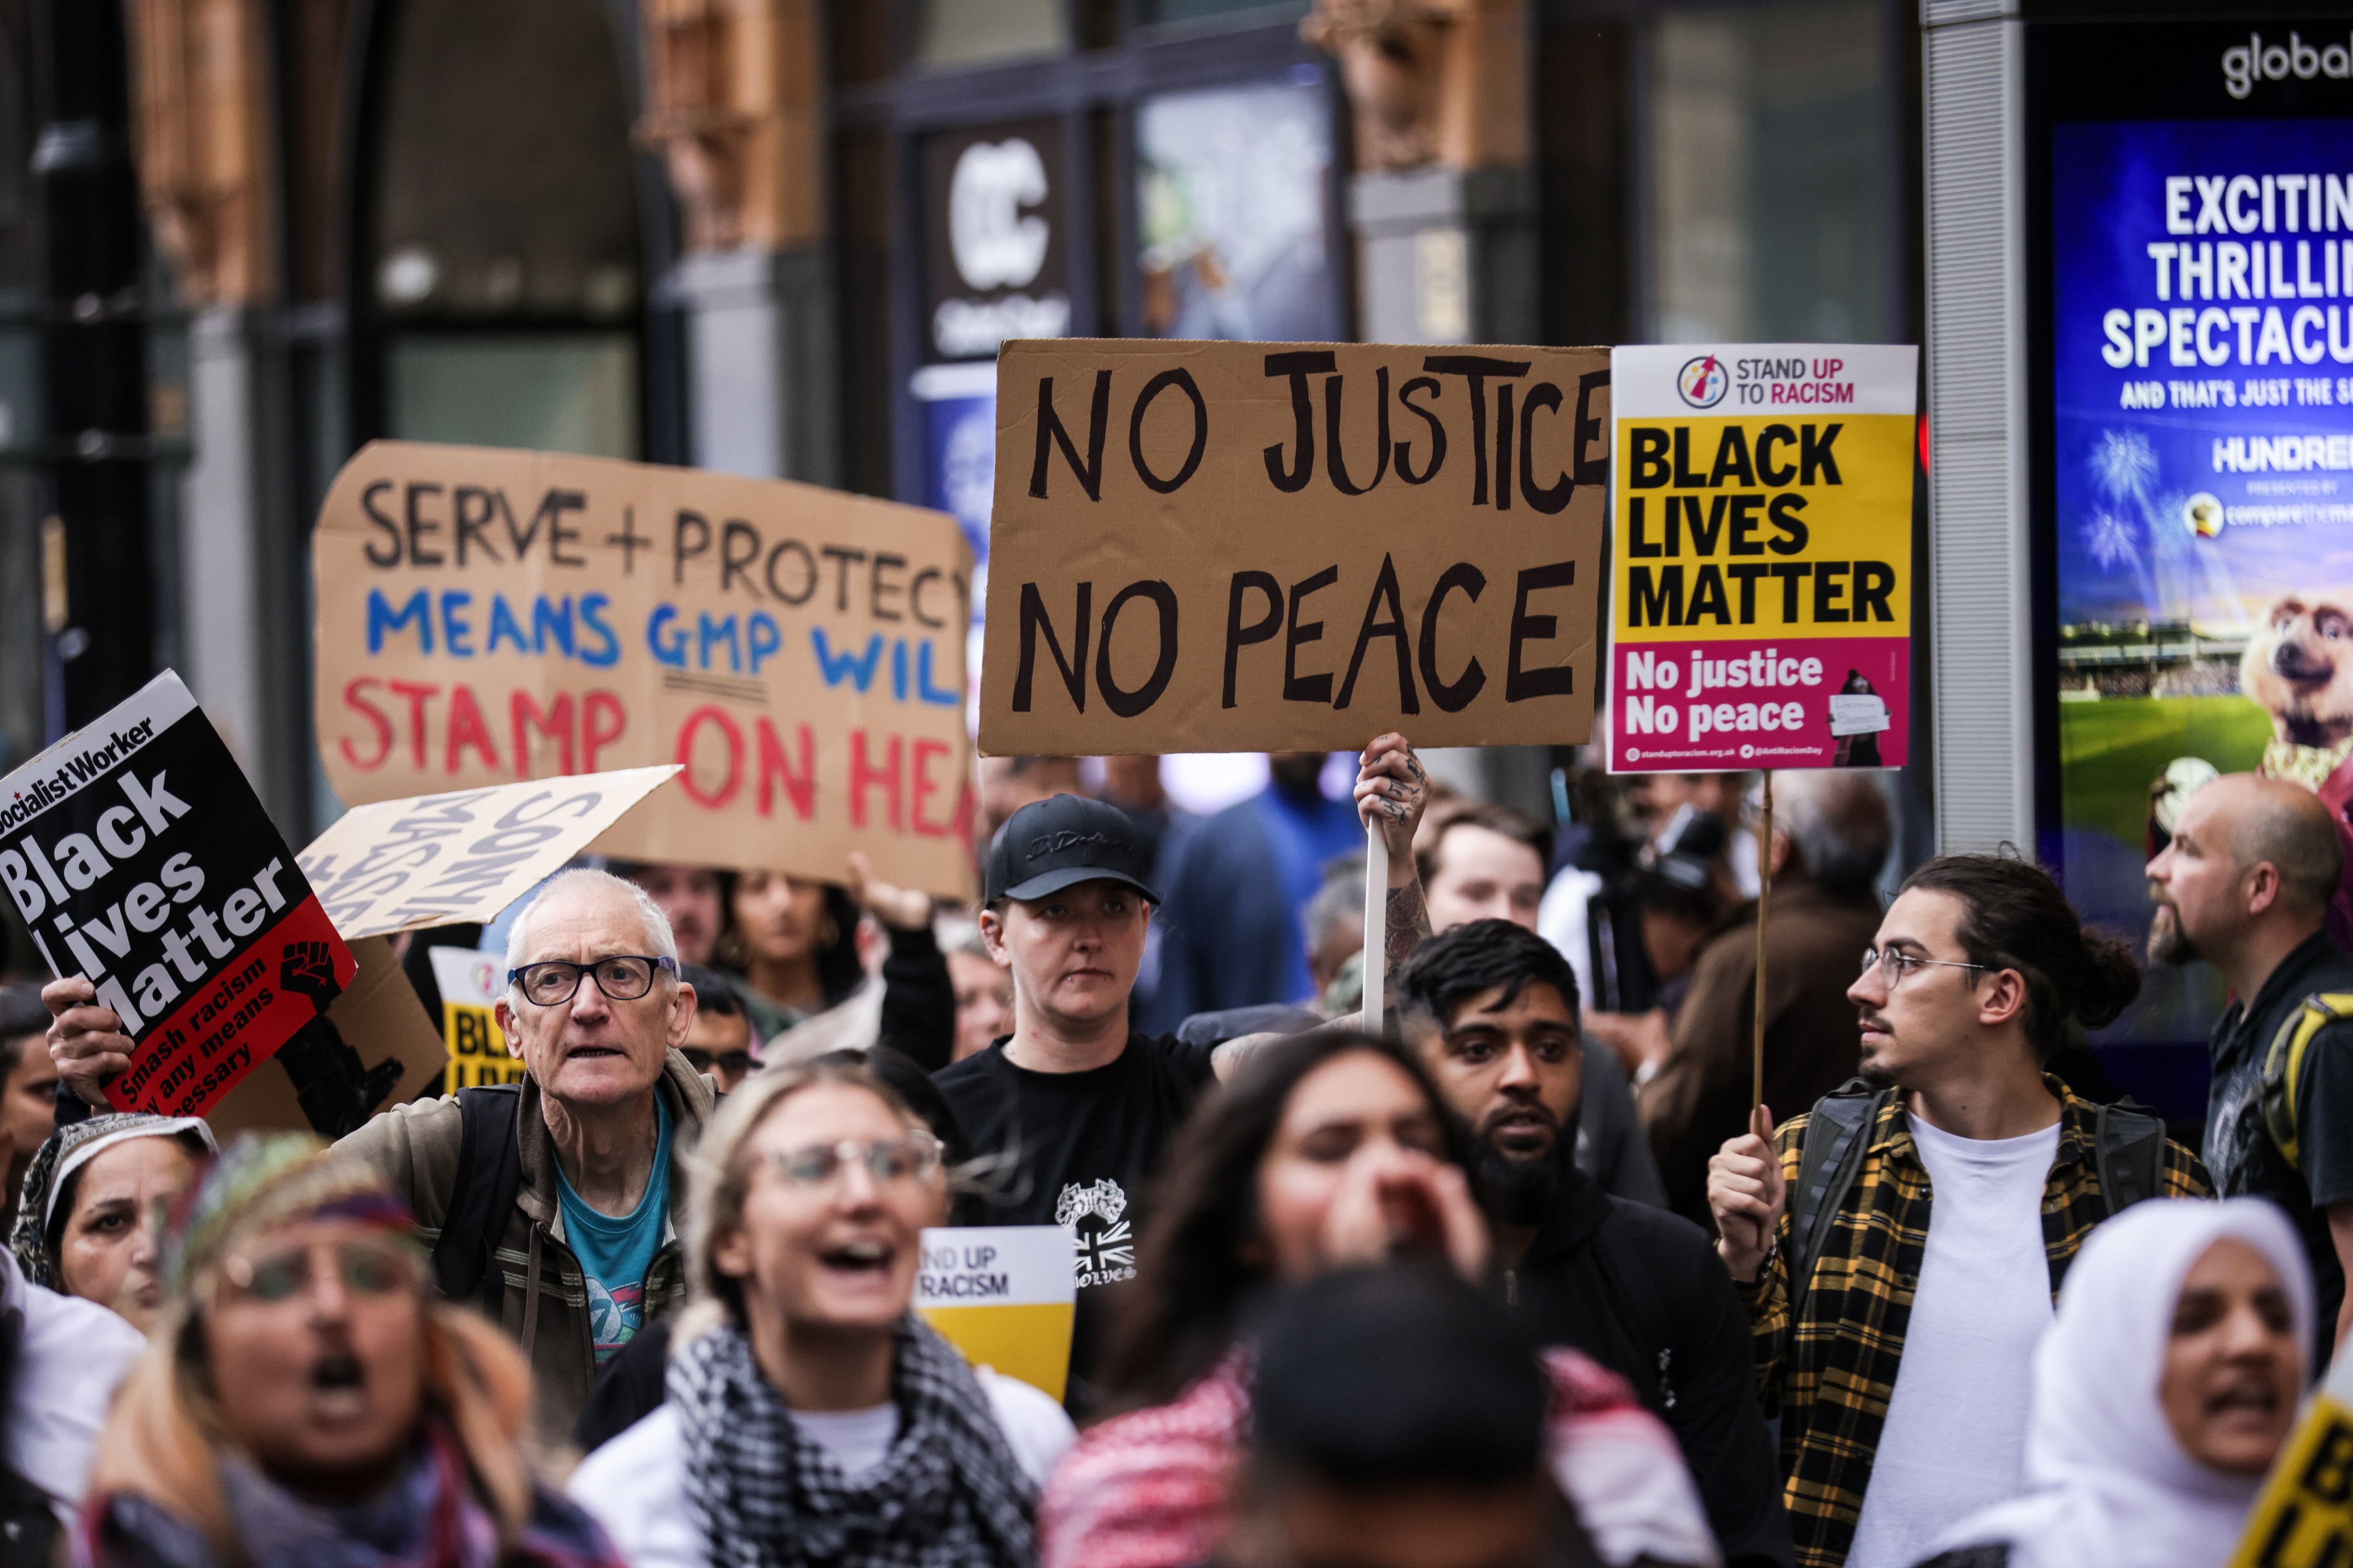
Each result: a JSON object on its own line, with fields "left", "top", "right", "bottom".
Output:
{"left": 336, "top": 1049, "right": 717, "bottom": 1441}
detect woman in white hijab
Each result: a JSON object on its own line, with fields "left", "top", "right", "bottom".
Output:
{"left": 1915, "top": 1197, "right": 2311, "bottom": 1568}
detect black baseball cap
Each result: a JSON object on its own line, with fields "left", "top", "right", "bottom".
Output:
{"left": 986, "top": 794, "right": 1161, "bottom": 905}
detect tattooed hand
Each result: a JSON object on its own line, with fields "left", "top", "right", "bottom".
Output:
{"left": 1353, "top": 733, "right": 1430, "bottom": 870}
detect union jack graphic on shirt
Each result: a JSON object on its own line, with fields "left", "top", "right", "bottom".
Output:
{"left": 1056, "top": 1177, "right": 1138, "bottom": 1288}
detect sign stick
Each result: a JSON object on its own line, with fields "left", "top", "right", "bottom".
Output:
{"left": 1362, "top": 822, "right": 1388, "bottom": 1032}
{"left": 1753, "top": 769, "right": 1774, "bottom": 1112}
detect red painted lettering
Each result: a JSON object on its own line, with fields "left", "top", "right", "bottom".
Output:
{"left": 386, "top": 680, "right": 439, "bottom": 770}
{"left": 756, "top": 720, "right": 817, "bottom": 821}
{"left": 445, "top": 684, "right": 501, "bottom": 774}
{"left": 675, "top": 706, "right": 743, "bottom": 809}
{"left": 510, "top": 691, "right": 576, "bottom": 778}
{"left": 911, "top": 738, "right": 953, "bottom": 837}
{"left": 849, "top": 730, "right": 903, "bottom": 831}
{"left": 340, "top": 678, "right": 394, "bottom": 769}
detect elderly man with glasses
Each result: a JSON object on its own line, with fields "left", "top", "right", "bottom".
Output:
{"left": 1704, "top": 853, "right": 2208, "bottom": 1568}
{"left": 343, "top": 866, "right": 719, "bottom": 1437}
{"left": 38, "top": 865, "right": 719, "bottom": 1437}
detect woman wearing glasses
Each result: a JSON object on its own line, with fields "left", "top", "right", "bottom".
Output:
{"left": 79, "top": 1132, "right": 625, "bottom": 1568}
{"left": 567, "top": 1058, "right": 1072, "bottom": 1568}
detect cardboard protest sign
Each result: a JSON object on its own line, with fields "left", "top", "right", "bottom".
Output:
{"left": 298, "top": 768, "right": 679, "bottom": 941}
{"left": 428, "top": 944, "right": 528, "bottom": 1093}
{"left": 978, "top": 339, "right": 1608, "bottom": 754}
{"left": 0, "top": 672, "right": 354, "bottom": 1118}
{"left": 915, "top": 1225, "right": 1076, "bottom": 1402}
{"left": 313, "top": 442, "right": 977, "bottom": 899}
{"left": 208, "top": 936, "right": 446, "bottom": 1137}
{"left": 1606, "top": 346, "right": 1918, "bottom": 773}
{"left": 2232, "top": 1334, "right": 2353, "bottom": 1566}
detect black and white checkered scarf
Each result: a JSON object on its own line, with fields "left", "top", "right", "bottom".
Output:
{"left": 670, "top": 1315, "right": 1038, "bottom": 1568}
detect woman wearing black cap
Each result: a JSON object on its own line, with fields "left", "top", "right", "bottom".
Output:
{"left": 932, "top": 733, "right": 1433, "bottom": 1417}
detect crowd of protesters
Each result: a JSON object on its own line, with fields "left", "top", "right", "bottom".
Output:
{"left": 1, "top": 740, "right": 2350, "bottom": 1568}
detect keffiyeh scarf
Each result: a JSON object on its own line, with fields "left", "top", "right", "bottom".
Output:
{"left": 671, "top": 1315, "right": 1037, "bottom": 1568}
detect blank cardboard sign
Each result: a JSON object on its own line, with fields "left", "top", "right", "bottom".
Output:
{"left": 979, "top": 339, "right": 1609, "bottom": 755}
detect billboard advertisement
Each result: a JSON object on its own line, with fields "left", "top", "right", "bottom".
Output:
{"left": 2046, "top": 99, "right": 2353, "bottom": 1072}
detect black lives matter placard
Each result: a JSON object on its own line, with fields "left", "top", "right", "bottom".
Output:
{"left": 0, "top": 673, "right": 355, "bottom": 1117}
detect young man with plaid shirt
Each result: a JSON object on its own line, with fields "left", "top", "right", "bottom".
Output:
{"left": 1709, "top": 855, "right": 2207, "bottom": 1568}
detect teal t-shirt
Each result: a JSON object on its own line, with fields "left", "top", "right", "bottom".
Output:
{"left": 556, "top": 1095, "right": 673, "bottom": 1364}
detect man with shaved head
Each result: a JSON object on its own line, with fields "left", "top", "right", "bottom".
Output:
{"left": 1641, "top": 770, "right": 1894, "bottom": 1225}
{"left": 2149, "top": 770, "right": 2353, "bottom": 1355}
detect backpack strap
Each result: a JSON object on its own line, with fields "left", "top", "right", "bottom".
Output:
{"left": 429, "top": 1084, "right": 525, "bottom": 1308}
{"left": 2091, "top": 1098, "right": 2166, "bottom": 1217}
{"left": 1787, "top": 1079, "right": 1892, "bottom": 1317}
{"left": 2262, "top": 993, "right": 2353, "bottom": 1173}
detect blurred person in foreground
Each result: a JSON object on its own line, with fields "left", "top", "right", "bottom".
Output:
{"left": 79, "top": 1132, "right": 623, "bottom": 1568}
{"left": 0, "top": 1188, "right": 146, "bottom": 1553}
{"left": 1039, "top": 1028, "right": 1717, "bottom": 1568}
{"left": 1644, "top": 771, "right": 1892, "bottom": 1226}
{"left": 0, "top": 980, "right": 58, "bottom": 1225}
{"left": 568, "top": 1058, "right": 1071, "bottom": 1568}
{"left": 725, "top": 855, "right": 956, "bottom": 1067}
{"left": 936, "top": 736, "right": 1434, "bottom": 1414}
{"left": 2145, "top": 771, "right": 2353, "bottom": 1357}
{"left": 1220, "top": 1265, "right": 1601, "bottom": 1568}
{"left": 1154, "top": 751, "right": 1369, "bottom": 1022}
{"left": 1401, "top": 921, "right": 1789, "bottom": 1568}
{"left": 1709, "top": 855, "right": 2208, "bottom": 1568}
{"left": 1915, "top": 1199, "right": 2310, "bottom": 1568}
{"left": 10, "top": 1112, "right": 215, "bottom": 1332}
{"left": 674, "top": 964, "right": 757, "bottom": 1091}
{"left": 1372, "top": 803, "right": 1659, "bottom": 1210}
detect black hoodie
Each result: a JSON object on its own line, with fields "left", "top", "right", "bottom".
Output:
{"left": 1504, "top": 1162, "right": 1793, "bottom": 1568}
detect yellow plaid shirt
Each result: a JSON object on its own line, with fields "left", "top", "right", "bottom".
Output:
{"left": 1737, "top": 1079, "right": 2210, "bottom": 1568}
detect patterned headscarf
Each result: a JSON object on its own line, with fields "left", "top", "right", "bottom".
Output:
{"left": 161, "top": 1132, "right": 415, "bottom": 1303}
{"left": 9, "top": 1113, "right": 216, "bottom": 1289}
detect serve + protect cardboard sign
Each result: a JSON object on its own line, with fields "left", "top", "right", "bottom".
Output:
{"left": 313, "top": 442, "right": 978, "bottom": 899}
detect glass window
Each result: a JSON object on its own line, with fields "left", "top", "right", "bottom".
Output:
{"left": 1645, "top": 0, "right": 1895, "bottom": 343}
{"left": 914, "top": 0, "right": 1069, "bottom": 69}
{"left": 1137, "top": 74, "right": 1339, "bottom": 341}
{"left": 390, "top": 335, "right": 638, "bottom": 459}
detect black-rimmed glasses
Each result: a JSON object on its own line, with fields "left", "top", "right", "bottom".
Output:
{"left": 508, "top": 954, "right": 678, "bottom": 1007}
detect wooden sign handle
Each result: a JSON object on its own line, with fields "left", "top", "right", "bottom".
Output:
{"left": 1362, "top": 823, "right": 1387, "bottom": 1033}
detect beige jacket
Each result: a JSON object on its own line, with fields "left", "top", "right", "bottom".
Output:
{"left": 336, "top": 1050, "right": 718, "bottom": 1441}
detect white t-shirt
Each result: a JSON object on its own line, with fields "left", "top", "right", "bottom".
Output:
{"left": 568, "top": 1366, "right": 1076, "bottom": 1568}
{"left": 2, "top": 1251, "right": 147, "bottom": 1526}
{"left": 1845, "top": 1114, "right": 2060, "bottom": 1568}
{"left": 794, "top": 1403, "right": 901, "bottom": 1479}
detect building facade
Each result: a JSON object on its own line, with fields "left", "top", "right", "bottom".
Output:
{"left": 0, "top": 0, "right": 1926, "bottom": 851}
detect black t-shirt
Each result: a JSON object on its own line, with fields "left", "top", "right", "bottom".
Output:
{"left": 932, "top": 1031, "right": 1219, "bottom": 1412}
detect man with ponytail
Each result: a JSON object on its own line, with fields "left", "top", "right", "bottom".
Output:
{"left": 1707, "top": 853, "right": 2207, "bottom": 1568}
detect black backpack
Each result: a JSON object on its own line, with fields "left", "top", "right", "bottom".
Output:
{"left": 1784, "top": 1078, "right": 2166, "bottom": 1313}
{"left": 428, "top": 1084, "right": 526, "bottom": 1309}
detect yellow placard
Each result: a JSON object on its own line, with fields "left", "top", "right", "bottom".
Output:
{"left": 428, "top": 945, "right": 527, "bottom": 1094}
{"left": 913, "top": 1225, "right": 1076, "bottom": 1403}
{"left": 2233, "top": 1390, "right": 2353, "bottom": 1567}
